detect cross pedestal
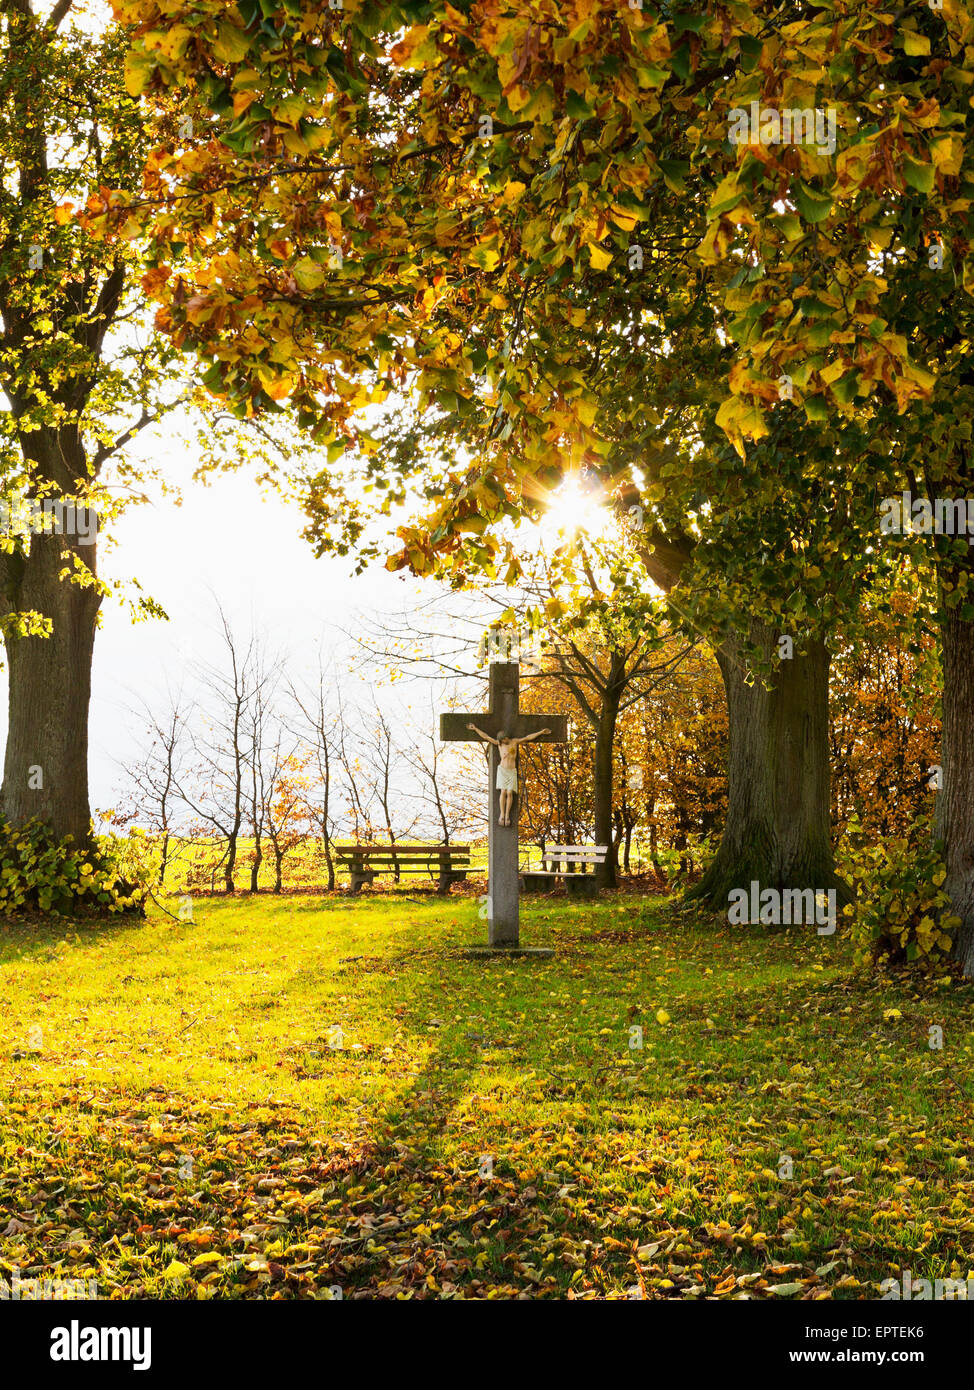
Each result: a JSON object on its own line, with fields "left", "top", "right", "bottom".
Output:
{"left": 441, "top": 662, "right": 567, "bottom": 950}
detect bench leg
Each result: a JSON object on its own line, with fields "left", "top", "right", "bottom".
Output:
{"left": 350, "top": 871, "right": 375, "bottom": 893}
{"left": 566, "top": 875, "right": 598, "bottom": 899}
{"left": 520, "top": 873, "right": 549, "bottom": 893}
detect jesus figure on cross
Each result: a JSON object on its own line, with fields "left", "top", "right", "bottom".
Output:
{"left": 466, "top": 723, "right": 551, "bottom": 825}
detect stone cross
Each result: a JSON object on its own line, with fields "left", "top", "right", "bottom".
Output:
{"left": 440, "top": 662, "right": 568, "bottom": 948}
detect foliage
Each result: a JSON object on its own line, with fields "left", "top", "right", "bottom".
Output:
{"left": 0, "top": 818, "right": 153, "bottom": 917}
{"left": 838, "top": 816, "right": 959, "bottom": 968}
{"left": 830, "top": 606, "right": 942, "bottom": 842}
{"left": 102, "top": 826, "right": 164, "bottom": 901}
{"left": 0, "top": 5, "right": 179, "bottom": 598}
{"left": 102, "top": 3, "right": 973, "bottom": 547}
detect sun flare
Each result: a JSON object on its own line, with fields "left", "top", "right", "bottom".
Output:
{"left": 541, "top": 476, "right": 612, "bottom": 539}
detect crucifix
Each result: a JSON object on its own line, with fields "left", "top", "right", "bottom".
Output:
{"left": 441, "top": 662, "right": 568, "bottom": 949}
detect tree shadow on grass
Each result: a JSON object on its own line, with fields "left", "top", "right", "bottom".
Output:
{"left": 0, "top": 910, "right": 152, "bottom": 961}
{"left": 309, "top": 944, "right": 648, "bottom": 1298}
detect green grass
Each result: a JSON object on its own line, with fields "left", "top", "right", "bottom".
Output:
{"left": 1, "top": 891, "right": 973, "bottom": 1300}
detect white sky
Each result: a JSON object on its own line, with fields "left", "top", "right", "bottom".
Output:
{"left": 0, "top": 435, "right": 442, "bottom": 816}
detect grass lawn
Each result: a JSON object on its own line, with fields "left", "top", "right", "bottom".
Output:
{"left": 2, "top": 891, "right": 973, "bottom": 1300}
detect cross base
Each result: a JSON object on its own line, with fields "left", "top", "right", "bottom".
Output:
{"left": 461, "top": 946, "right": 555, "bottom": 959}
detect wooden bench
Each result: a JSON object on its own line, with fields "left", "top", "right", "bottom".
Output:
{"left": 335, "top": 845, "right": 470, "bottom": 894}
{"left": 520, "top": 845, "right": 608, "bottom": 899}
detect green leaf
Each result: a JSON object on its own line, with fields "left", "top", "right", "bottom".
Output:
{"left": 902, "top": 156, "right": 935, "bottom": 194}
{"left": 792, "top": 183, "right": 833, "bottom": 225}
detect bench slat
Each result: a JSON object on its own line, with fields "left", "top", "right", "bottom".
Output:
{"left": 334, "top": 845, "right": 472, "bottom": 856}
{"left": 337, "top": 862, "right": 470, "bottom": 870}
{"left": 336, "top": 849, "right": 469, "bottom": 856}
{"left": 339, "top": 861, "right": 471, "bottom": 867}
{"left": 335, "top": 847, "right": 469, "bottom": 855}
{"left": 343, "top": 856, "right": 441, "bottom": 867}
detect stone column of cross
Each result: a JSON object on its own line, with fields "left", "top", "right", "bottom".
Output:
{"left": 440, "top": 662, "right": 567, "bottom": 948}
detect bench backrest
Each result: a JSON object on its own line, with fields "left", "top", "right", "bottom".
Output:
{"left": 541, "top": 844, "right": 608, "bottom": 868}
{"left": 335, "top": 845, "right": 470, "bottom": 863}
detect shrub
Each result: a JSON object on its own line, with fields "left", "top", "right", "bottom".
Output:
{"left": 0, "top": 819, "right": 157, "bottom": 917}
{"left": 836, "top": 815, "right": 959, "bottom": 967}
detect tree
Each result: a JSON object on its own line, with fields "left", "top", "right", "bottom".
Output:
{"left": 0, "top": 2, "right": 331, "bottom": 864}
{"left": 617, "top": 641, "right": 728, "bottom": 882}
{"left": 111, "top": 1, "right": 974, "bottom": 966}
{"left": 170, "top": 608, "right": 264, "bottom": 894}
{"left": 829, "top": 580, "right": 941, "bottom": 843}
{"left": 490, "top": 547, "right": 698, "bottom": 888}
{"left": 402, "top": 695, "right": 481, "bottom": 847}
{"left": 260, "top": 738, "right": 306, "bottom": 894}
{"left": 287, "top": 661, "right": 342, "bottom": 887}
{"left": 106, "top": 2, "right": 861, "bottom": 913}
{"left": 112, "top": 687, "right": 189, "bottom": 884}
{"left": 243, "top": 650, "right": 285, "bottom": 892}
{"left": 355, "top": 695, "right": 419, "bottom": 870}
{"left": 0, "top": 3, "right": 180, "bottom": 845}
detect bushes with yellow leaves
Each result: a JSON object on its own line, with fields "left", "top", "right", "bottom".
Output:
{"left": 0, "top": 819, "right": 156, "bottom": 917}
{"left": 837, "top": 815, "right": 959, "bottom": 967}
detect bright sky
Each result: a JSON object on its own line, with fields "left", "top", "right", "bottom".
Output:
{"left": 82, "top": 443, "right": 434, "bottom": 814}
{"left": 29, "top": 433, "right": 607, "bottom": 820}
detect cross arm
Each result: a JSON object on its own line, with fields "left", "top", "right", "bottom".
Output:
{"left": 440, "top": 713, "right": 568, "bottom": 743}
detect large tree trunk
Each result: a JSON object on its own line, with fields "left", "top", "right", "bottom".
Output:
{"left": 688, "top": 623, "right": 843, "bottom": 909}
{"left": 0, "top": 532, "right": 100, "bottom": 846}
{"left": 933, "top": 605, "right": 974, "bottom": 977}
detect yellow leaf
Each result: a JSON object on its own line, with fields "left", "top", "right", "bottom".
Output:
{"left": 715, "top": 396, "right": 769, "bottom": 457}
{"left": 123, "top": 47, "right": 157, "bottom": 97}
{"left": 903, "top": 30, "right": 931, "bottom": 56}
{"left": 213, "top": 20, "right": 252, "bottom": 64}
{"left": 656, "top": 1008, "right": 670, "bottom": 1025}
{"left": 698, "top": 217, "right": 735, "bottom": 264}
{"left": 293, "top": 256, "right": 326, "bottom": 292}
{"left": 576, "top": 397, "right": 598, "bottom": 427}
{"left": 587, "top": 243, "right": 613, "bottom": 270}
{"left": 931, "top": 136, "right": 963, "bottom": 176}
{"left": 162, "top": 1260, "right": 191, "bottom": 1280}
